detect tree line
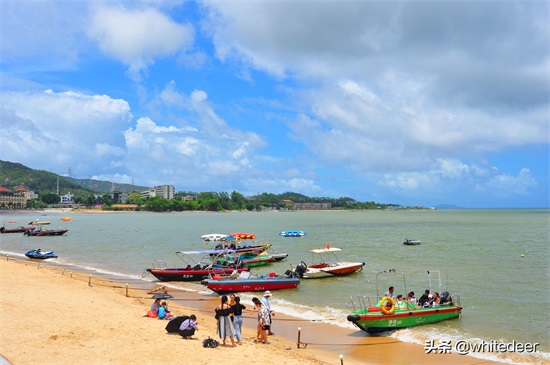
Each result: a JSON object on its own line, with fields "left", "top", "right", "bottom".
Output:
{"left": 25, "top": 190, "right": 395, "bottom": 212}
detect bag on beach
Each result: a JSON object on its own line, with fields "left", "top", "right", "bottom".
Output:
{"left": 202, "top": 337, "right": 219, "bottom": 348}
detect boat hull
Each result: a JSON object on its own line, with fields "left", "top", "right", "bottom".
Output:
{"left": 347, "top": 305, "right": 462, "bottom": 333}
{"left": 24, "top": 229, "right": 68, "bottom": 236}
{"left": 147, "top": 267, "right": 249, "bottom": 282}
{"left": 201, "top": 278, "right": 300, "bottom": 294}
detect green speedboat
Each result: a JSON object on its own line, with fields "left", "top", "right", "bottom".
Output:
{"left": 347, "top": 269, "right": 462, "bottom": 334}
{"left": 347, "top": 303, "right": 462, "bottom": 333}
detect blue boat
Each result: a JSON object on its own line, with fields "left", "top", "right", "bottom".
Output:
{"left": 25, "top": 249, "right": 58, "bottom": 259}
{"left": 279, "top": 230, "right": 306, "bottom": 237}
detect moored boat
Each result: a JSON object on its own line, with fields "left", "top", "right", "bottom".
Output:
{"left": 1, "top": 225, "right": 29, "bottom": 233}
{"left": 346, "top": 269, "right": 462, "bottom": 333}
{"left": 291, "top": 245, "right": 365, "bottom": 279}
{"left": 403, "top": 239, "right": 421, "bottom": 245}
{"left": 201, "top": 271, "right": 300, "bottom": 294}
{"left": 25, "top": 249, "right": 58, "bottom": 259}
{"left": 145, "top": 250, "right": 249, "bottom": 282}
{"left": 24, "top": 227, "right": 68, "bottom": 236}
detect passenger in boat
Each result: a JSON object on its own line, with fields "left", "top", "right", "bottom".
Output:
{"left": 418, "top": 289, "right": 430, "bottom": 307}
{"left": 384, "top": 286, "right": 395, "bottom": 299}
{"left": 432, "top": 292, "right": 441, "bottom": 306}
{"left": 396, "top": 295, "right": 407, "bottom": 309}
{"left": 179, "top": 314, "right": 199, "bottom": 339}
{"left": 407, "top": 291, "right": 417, "bottom": 304}
{"left": 424, "top": 294, "right": 434, "bottom": 307}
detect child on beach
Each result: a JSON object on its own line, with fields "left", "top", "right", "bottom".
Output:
{"left": 158, "top": 302, "right": 173, "bottom": 320}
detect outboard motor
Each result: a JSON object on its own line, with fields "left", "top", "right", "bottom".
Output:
{"left": 294, "top": 262, "right": 307, "bottom": 278}
{"left": 440, "top": 291, "right": 452, "bottom": 305}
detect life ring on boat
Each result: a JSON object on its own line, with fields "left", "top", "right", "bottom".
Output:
{"left": 235, "top": 237, "right": 242, "bottom": 244}
{"left": 380, "top": 296, "right": 396, "bottom": 315}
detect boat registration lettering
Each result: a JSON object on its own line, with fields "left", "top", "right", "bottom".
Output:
{"left": 388, "top": 319, "right": 402, "bottom": 327}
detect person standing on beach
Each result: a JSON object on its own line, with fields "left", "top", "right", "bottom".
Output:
{"left": 231, "top": 296, "right": 246, "bottom": 345}
{"left": 250, "top": 297, "right": 270, "bottom": 344}
{"left": 215, "top": 295, "right": 237, "bottom": 347}
{"left": 260, "top": 291, "right": 275, "bottom": 335}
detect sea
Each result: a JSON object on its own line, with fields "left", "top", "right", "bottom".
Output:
{"left": 1, "top": 209, "right": 548, "bottom": 364}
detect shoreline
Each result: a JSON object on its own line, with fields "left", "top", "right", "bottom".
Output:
{"left": 0, "top": 257, "right": 500, "bottom": 365}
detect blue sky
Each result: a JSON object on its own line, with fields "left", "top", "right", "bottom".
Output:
{"left": 1, "top": 1, "right": 548, "bottom": 208}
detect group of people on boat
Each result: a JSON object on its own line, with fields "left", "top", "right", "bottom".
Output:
{"left": 380, "top": 286, "right": 452, "bottom": 310}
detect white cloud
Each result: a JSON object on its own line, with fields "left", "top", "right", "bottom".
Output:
{"left": 88, "top": 5, "right": 194, "bottom": 79}
{"left": 1, "top": 89, "right": 132, "bottom": 176}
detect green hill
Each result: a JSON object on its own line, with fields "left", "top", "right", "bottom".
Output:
{"left": 0, "top": 160, "right": 148, "bottom": 196}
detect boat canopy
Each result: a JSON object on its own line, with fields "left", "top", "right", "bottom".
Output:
{"left": 176, "top": 249, "right": 236, "bottom": 255}
{"left": 310, "top": 247, "right": 342, "bottom": 254}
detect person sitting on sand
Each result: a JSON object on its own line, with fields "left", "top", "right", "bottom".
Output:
{"left": 179, "top": 315, "right": 199, "bottom": 339}
{"left": 158, "top": 302, "right": 173, "bottom": 320}
{"left": 151, "top": 298, "right": 161, "bottom": 313}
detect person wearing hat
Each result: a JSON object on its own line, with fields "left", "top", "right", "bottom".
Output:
{"left": 261, "top": 291, "right": 275, "bottom": 335}
{"left": 424, "top": 293, "right": 434, "bottom": 307}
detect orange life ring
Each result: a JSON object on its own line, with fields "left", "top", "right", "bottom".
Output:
{"left": 380, "top": 296, "right": 396, "bottom": 315}
{"left": 235, "top": 237, "right": 242, "bottom": 244}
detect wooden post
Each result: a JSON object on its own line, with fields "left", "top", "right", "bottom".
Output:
{"left": 125, "top": 283, "right": 129, "bottom": 297}
{"left": 297, "top": 327, "right": 301, "bottom": 349}
{"left": 88, "top": 274, "right": 92, "bottom": 286}
{"left": 340, "top": 354, "right": 344, "bottom": 365}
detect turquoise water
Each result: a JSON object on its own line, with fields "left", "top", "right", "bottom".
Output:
{"left": 1, "top": 209, "right": 548, "bottom": 364}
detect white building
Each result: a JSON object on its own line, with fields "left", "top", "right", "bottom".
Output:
{"left": 140, "top": 185, "right": 174, "bottom": 200}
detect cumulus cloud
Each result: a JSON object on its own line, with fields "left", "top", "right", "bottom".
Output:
{"left": 88, "top": 5, "right": 194, "bottom": 79}
{"left": 1, "top": 89, "right": 132, "bottom": 177}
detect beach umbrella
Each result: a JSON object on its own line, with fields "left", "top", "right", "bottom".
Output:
{"left": 200, "top": 233, "right": 229, "bottom": 242}
{"left": 165, "top": 315, "right": 190, "bottom": 333}
{"left": 151, "top": 293, "right": 174, "bottom": 300}
{"left": 230, "top": 232, "right": 256, "bottom": 239}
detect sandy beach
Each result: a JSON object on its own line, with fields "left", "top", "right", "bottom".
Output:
{"left": 0, "top": 256, "right": 501, "bottom": 365}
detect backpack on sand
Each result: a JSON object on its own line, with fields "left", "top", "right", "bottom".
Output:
{"left": 202, "top": 337, "right": 219, "bottom": 348}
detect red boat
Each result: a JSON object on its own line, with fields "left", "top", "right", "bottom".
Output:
{"left": 201, "top": 271, "right": 300, "bottom": 294}
{"left": 145, "top": 250, "right": 249, "bottom": 282}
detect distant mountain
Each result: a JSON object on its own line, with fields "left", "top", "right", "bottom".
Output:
{"left": 0, "top": 160, "right": 149, "bottom": 195}
{"left": 64, "top": 176, "right": 149, "bottom": 194}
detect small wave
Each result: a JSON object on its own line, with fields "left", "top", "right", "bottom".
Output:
{"left": 391, "top": 328, "right": 550, "bottom": 365}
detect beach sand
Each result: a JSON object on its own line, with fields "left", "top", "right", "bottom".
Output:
{"left": 0, "top": 257, "right": 499, "bottom": 365}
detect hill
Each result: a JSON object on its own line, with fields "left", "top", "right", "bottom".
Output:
{"left": 0, "top": 160, "right": 148, "bottom": 195}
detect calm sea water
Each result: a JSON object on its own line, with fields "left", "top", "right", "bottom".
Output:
{"left": 1, "top": 209, "right": 548, "bottom": 364}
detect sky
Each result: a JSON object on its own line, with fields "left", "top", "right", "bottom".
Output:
{"left": 1, "top": 1, "right": 548, "bottom": 208}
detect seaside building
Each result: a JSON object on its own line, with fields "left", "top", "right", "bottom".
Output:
{"left": 140, "top": 185, "right": 175, "bottom": 200}
{"left": 0, "top": 186, "right": 27, "bottom": 209}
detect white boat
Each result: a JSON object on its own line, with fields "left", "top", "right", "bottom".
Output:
{"left": 292, "top": 245, "right": 365, "bottom": 279}
{"left": 403, "top": 239, "right": 421, "bottom": 245}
